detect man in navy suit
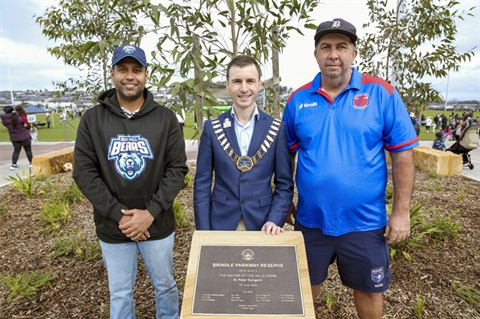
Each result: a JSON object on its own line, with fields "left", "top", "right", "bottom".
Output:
{"left": 194, "top": 55, "right": 293, "bottom": 235}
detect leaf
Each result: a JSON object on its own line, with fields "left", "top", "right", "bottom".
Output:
{"left": 401, "top": 251, "right": 412, "bottom": 263}
{"left": 359, "top": 0, "right": 476, "bottom": 110}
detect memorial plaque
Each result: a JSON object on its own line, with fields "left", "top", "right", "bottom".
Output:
{"left": 181, "top": 231, "right": 315, "bottom": 319}
{"left": 193, "top": 245, "right": 303, "bottom": 315}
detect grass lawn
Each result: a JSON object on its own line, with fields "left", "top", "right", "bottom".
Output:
{"left": 0, "top": 112, "right": 199, "bottom": 142}
{"left": 1, "top": 109, "right": 477, "bottom": 143}
{"left": 0, "top": 113, "right": 80, "bottom": 143}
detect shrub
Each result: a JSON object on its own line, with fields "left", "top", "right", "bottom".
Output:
{"left": 1, "top": 270, "right": 56, "bottom": 302}
{"left": 451, "top": 281, "right": 480, "bottom": 310}
{"left": 427, "top": 171, "right": 440, "bottom": 179}
{"left": 38, "top": 201, "right": 73, "bottom": 235}
{"left": 50, "top": 228, "right": 101, "bottom": 261}
{"left": 4, "top": 169, "right": 48, "bottom": 198}
{"left": 173, "top": 199, "right": 192, "bottom": 229}
{"left": 388, "top": 200, "right": 457, "bottom": 262}
{"left": 183, "top": 173, "right": 192, "bottom": 189}
{"left": 427, "top": 210, "right": 462, "bottom": 242}
{"left": 58, "top": 180, "right": 85, "bottom": 205}
{"left": 413, "top": 294, "right": 426, "bottom": 318}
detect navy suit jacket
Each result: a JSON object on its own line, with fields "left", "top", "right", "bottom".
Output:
{"left": 194, "top": 108, "right": 294, "bottom": 230}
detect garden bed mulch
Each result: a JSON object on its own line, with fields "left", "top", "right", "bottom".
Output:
{"left": 0, "top": 164, "right": 479, "bottom": 318}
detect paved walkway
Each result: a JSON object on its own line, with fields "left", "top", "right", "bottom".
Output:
{"left": 0, "top": 139, "right": 478, "bottom": 188}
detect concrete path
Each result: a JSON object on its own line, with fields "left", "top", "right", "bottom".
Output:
{"left": 0, "top": 139, "right": 478, "bottom": 188}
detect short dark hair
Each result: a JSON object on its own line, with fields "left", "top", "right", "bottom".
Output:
{"left": 3, "top": 105, "right": 13, "bottom": 114}
{"left": 226, "top": 55, "right": 262, "bottom": 81}
{"left": 3, "top": 105, "right": 19, "bottom": 126}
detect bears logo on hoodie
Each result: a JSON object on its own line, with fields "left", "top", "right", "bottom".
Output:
{"left": 108, "top": 135, "right": 153, "bottom": 181}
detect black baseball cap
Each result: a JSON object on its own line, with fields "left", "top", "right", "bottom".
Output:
{"left": 314, "top": 18, "right": 357, "bottom": 46}
{"left": 112, "top": 44, "right": 147, "bottom": 67}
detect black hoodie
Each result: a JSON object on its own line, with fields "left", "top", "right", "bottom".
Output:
{"left": 73, "top": 88, "right": 188, "bottom": 243}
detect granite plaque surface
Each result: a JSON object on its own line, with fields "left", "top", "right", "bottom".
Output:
{"left": 192, "top": 245, "right": 303, "bottom": 315}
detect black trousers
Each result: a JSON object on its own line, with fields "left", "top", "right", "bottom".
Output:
{"left": 11, "top": 137, "right": 33, "bottom": 164}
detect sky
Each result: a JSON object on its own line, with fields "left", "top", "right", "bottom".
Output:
{"left": 1, "top": 0, "right": 479, "bottom": 101}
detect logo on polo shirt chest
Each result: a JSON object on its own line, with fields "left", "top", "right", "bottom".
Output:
{"left": 352, "top": 94, "right": 370, "bottom": 110}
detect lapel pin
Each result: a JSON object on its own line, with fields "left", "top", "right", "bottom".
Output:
{"left": 223, "top": 118, "right": 231, "bottom": 128}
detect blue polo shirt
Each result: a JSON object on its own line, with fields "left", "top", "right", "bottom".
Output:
{"left": 283, "top": 68, "right": 419, "bottom": 236}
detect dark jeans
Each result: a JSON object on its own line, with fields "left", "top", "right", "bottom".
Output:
{"left": 11, "top": 138, "right": 33, "bottom": 164}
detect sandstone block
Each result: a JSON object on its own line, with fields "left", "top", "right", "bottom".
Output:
{"left": 413, "top": 146, "right": 462, "bottom": 175}
{"left": 32, "top": 147, "right": 74, "bottom": 176}
{"left": 386, "top": 146, "right": 462, "bottom": 175}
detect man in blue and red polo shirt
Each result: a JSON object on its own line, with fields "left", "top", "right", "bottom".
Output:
{"left": 283, "top": 18, "right": 418, "bottom": 318}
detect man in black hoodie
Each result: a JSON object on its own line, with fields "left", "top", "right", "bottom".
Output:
{"left": 73, "top": 44, "right": 188, "bottom": 319}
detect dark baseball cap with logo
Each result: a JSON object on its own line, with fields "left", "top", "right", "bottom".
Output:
{"left": 111, "top": 44, "right": 147, "bottom": 67}
{"left": 314, "top": 18, "right": 357, "bottom": 46}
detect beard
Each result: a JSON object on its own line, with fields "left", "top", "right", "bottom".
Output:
{"left": 116, "top": 84, "right": 145, "bottom": 102}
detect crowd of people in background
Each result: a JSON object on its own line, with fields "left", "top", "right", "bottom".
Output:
{"left": 410, "top": 111, "right": 479, "bottom": 142}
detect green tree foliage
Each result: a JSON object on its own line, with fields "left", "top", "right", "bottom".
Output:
{"left": 264, "top": 85, "right": 294, "bottom": 113}
{"left": 35, "top": 0, "right": 148, "bottom": 97}
{"left": 358, "top": 0, "right": 476, "bottom": 112}
{"left": 144, "top": 0, "right": 320, "bottom": 129}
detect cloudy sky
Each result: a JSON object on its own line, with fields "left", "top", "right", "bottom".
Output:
{"left": 1, "top": 0, "right": 479, "bottom": 101}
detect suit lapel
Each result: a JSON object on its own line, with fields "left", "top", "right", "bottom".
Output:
{"left": 220, "top": 112, "right": 241, "bottom": 155}
{"left": 247, "top": 110, "right": 269, "bottom": 156}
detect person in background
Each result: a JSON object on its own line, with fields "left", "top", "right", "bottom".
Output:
{"left": 73, "top": 44, "right": 188, "bottom": 319}
{"left": 46, "top": 113, "right": 51, "bottom": 128}
{"left": 454, "top": 119, "right": 466, "bottom": 141}
{"left": 283, "top": 18, "right": 418, "bottom": 318}
{"left": 410, "top": 112, "right": 420, "bottom": 136}
{"left": 443, "top": 125, "right": 453, "bottom": 141}
{"left": 194, "top": 55, "right": 293, "bottom": 234}
{"left": 15, "top": 105, "right": 29, "bottom": 129}
{"left": 1, "top": 105, "right": 34, "bottom": 170}
{"left": 30, "top": 124, "right": 38, "bottom": 142}
{"left": 437, "top": 114, "right": 443, "bottom": 130}
{"left": 425, "top": 116, "right": 432, "bottom": 133}
{"left": 60, "top": 111, "right": 67, "bottom": 125}
{"left": 432, "top": 132, "right": 446, "bottom": 151}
